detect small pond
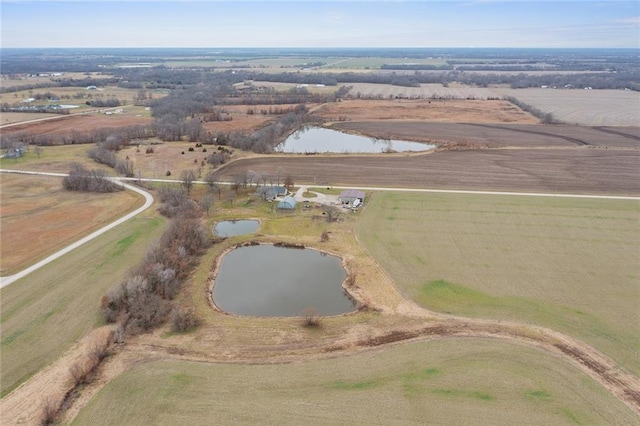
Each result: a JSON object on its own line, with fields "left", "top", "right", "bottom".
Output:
{"left": 213, "top": 219, "right": 260, "bottom": 237}
{"left": 276, "top": 126, "right": 434, "bottom": 153}
{"left": 212, "top": 244, "right": 355, "bottom": 317}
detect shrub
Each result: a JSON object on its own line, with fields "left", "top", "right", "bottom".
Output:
{"left": 40, "top": 396, "right": 59, "bottom": 426}
{"left": 63, "top": 163, "right": 122, "bottom": 193}
{"left": 301, "top": 307, "right": 321, "bottom": 328}
{"left": 87, "top": 146, "right": 117, "bottom": 167}
{"left": 69, "top": 360, "right": 92, "bottom": 386}
{"left": 122, "top": 276, "right": 171, "bottom": 333}
{"left": 171, "top": 308, "right": 200, "bottom": 332}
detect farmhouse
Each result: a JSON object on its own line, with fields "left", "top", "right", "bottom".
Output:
{"left": 339, "top": 189, "right": 365, "bottom": 207}
{"left": 277, "top": 196, "right": 297, "bottom": 210}
{"left": 258, "top": 185, "right": 287, "bottom": 201}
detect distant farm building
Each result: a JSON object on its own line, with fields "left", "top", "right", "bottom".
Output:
{"left": 277, "top": 196, "right": 297, "bottom": 210}
{"left": 4, "top": 144, "right": 26, "bottom": 159}
{"left": 339, "top": 189, "right": 365, "bottom": 207}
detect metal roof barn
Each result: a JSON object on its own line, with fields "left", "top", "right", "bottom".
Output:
{"left": 277, "top": 196, "right": 297, "bottom": 210}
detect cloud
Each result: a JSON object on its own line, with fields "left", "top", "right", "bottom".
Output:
{"left": 615, "top": 16, "right": 640, "bottom": 24}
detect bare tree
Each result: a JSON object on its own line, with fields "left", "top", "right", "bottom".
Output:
{"left": 200, "top": 194, "right": 215, "bottom": 216}
{"left": 34, "top": 146, "right": 44, "bottom": 158}
{"left": 203, "top": 171, "right": 222, "bottom": 197}
{"left": 284, "top": 174, "right": 294, "bottom": 191}
{"left": 181, "top": 169, "right": 196, "bottom": 194}
{"left": 115, "top": 158, "right": 135, "bottom": 177}
{"left": 226, "top": 190, "right": 236, "bottom": 206}
{"left": 322, "top": 205, "right": 341, "bottom": 223}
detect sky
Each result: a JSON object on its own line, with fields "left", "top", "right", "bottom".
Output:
{"left": 1, "top": 1, "right": 638, "bottom": 48}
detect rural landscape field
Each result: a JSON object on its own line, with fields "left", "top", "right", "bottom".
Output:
{"left": 1, "top": 45, "right": 638, "bottom": 425}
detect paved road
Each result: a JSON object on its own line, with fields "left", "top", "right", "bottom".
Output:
{"left": 0, "top": 169, "right": 154, "bottom": 288}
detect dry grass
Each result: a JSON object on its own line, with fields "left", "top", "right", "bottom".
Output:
{"left": 356, "top": 192, "right": 640, "bottom": 374}
{"left": 0, "top": 144, "right": 113, "bottom": 174}
{"left": 337, "top": 84, "right": 639, "bottom": 126}
{"left": 315, "top": 98, "right": 538, "bottom": 124}
{"left": 0, "top": 173, "right": 143, "bottom": 275}
{"left": 1, "top": 85, "right": 143, "bottom": 105}
{"left": 72, "top": 338, "right": 637, "bottom": 425}
{"left": 1, "top": 107, "right": 152, "bottom": 136}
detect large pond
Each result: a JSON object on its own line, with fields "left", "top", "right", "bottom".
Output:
{"left": 276, "top": 126, "right": 434, "bottom": 153}
{"left": 213, "top": 219, "right": 260, "bottom": 237}
{"left": 212, "top": 244, "right": 355, "bottom": 317}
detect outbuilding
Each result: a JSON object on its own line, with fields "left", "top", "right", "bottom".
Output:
{"left": 277, "top": 196, "right": 297, "bottom": 210}
{"left": 339, "top": 189, "right": 365, "bottom": 207}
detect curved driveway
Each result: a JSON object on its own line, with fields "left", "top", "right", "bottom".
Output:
{"left": 0, "top": 169, "right": 154, "bottom": 288}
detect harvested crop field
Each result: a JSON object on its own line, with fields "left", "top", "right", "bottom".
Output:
{"left": 344, "top": 83, "right": 500, "bottom": 100}
{"left": 213, "top": 148, "right": 640, "bottom": 196}
{"left": 0, "top": 173, "right": 143, "bottom": 275}
{"left": 336, "top": 85, "right": 639, "bottom": 127}
{"left": 72, "top": 339, "right": 637, "bottom": 425}
{"left": 495, "top": 88, "right": 640, "bottom": 127}
{"left": 330, "top": 121, "right": 640, "bottom": 148}
{"left": 0, "top": 215, "right": 166, "bottom": 398}
{"left": 315, "top": 99, "right": 538, "bottom": 124}
{"left": 357, "top": 192, "right": 640, "bottom": 374}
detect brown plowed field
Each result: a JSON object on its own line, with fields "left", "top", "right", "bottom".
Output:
{"left": 213, "top": 148, "right": 640, "bottom": 196}
{"left": 330, "top": 121, "right": 640, "bottom": 148}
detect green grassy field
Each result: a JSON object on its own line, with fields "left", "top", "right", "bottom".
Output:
{"left": 356, "top": 192, "right": 640, "bottom": 374}
{"left": 72, "top": 338, "right": 636, "bottom": 425}
{"left": 0, "top": 215, "right": 167, "bottom": 397}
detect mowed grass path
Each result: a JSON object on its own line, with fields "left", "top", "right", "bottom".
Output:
{"left": 357, "top": 192, "right": 640, "bottom": 374}
{"left": 73, "top": 338, "right": 636, "bottom": 425}
{"left": 0, "top": 215, "right": 166, "bottom": 397}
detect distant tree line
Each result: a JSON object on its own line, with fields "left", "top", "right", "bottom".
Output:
{"left": 380, "top": 64, "right": 453, "bottom": 71}
{"left": 504, "top": 96, "right": 558, "bottom": 124}
{"left": 6, "top": 123, "right": 154, "bottom": 147}
{"left": 234, "top": 69, "right": 639, "bottom": 90}
{"left": 0, "top": 77, "right": 120, "bottom": 94}
{"left": 85, "top": 98, "right": 122, "bottom": 108}
{"left": 0, "top": 104, "right": 71, "bottom": 114}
